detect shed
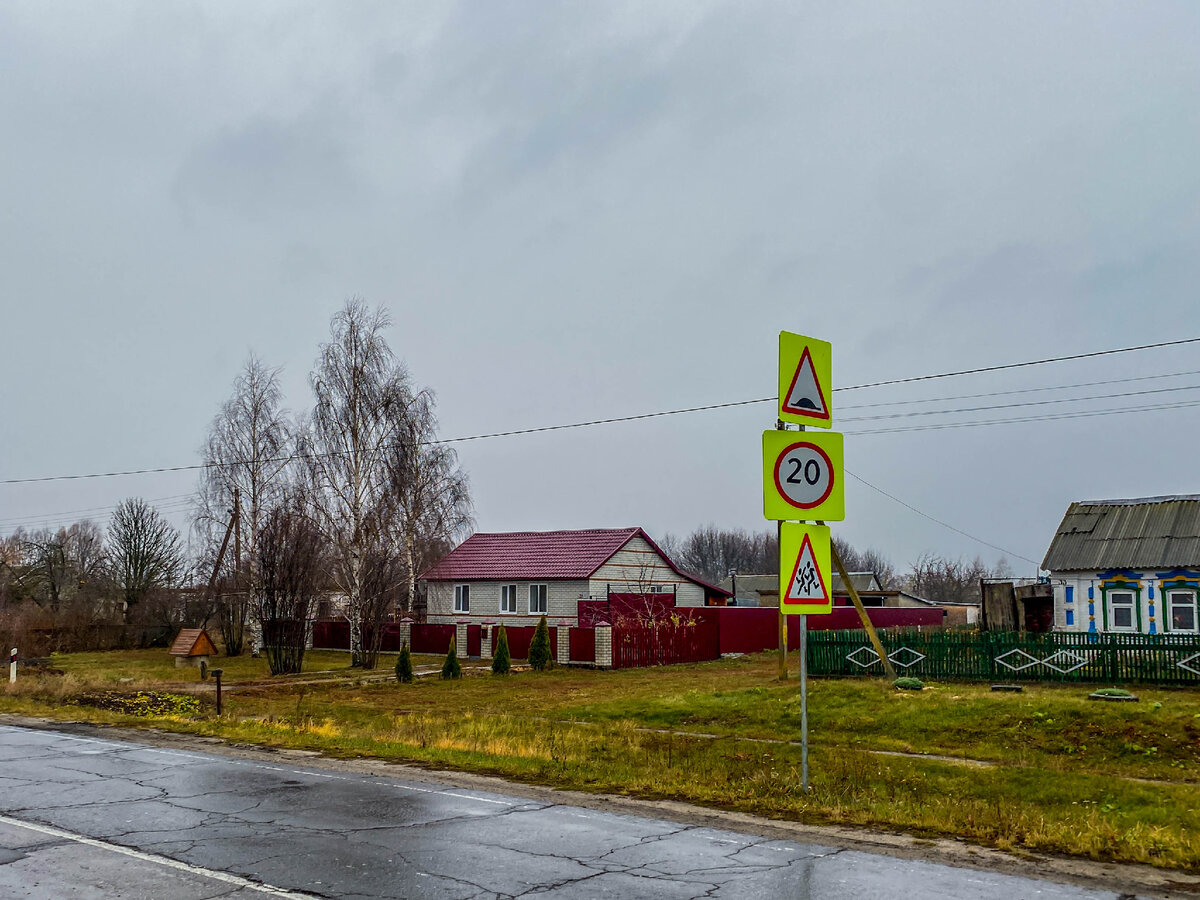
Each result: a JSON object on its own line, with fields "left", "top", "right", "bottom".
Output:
{"left": 169, "top": 628, "right": 218, "bottom": 668}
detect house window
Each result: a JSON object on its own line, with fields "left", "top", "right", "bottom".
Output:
{"left": 454, "top": 584, "right": 470, "bottom": 613}
{"left": 500, "top": 584, "right": 519, "bottom": 614}
{"left": 1107, "top": 590, "right": 1136, "bottom": 631}
{"left": 1168, "top": 590, "right": 1198, "bottom": 633}
{"left": 528, "top": 584, "right": 547, "bottom": 614}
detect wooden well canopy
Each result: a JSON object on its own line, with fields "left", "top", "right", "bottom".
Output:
{"left": 169, "top": 628, "right": 217, "bottom": 658}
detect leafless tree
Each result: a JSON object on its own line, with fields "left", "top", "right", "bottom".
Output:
{"left": 379, "top": 389, "right": 472, "bottom": 615}
{"left": 255, "top": 495, "right": 327, "bottom": 675}
{"left": 660, "top": 525, "right": 778, "bottom": 583}
{"left": 906, "top": 553, "right": 993, "bottom": 604}
{"left": 302, "top": 299, "right": 415, "bottom": 667}
{"left": 831, "top": 536, "right": 897, "bottom": 589}
{"left": 194, "top": 356, "right": 292, "bottom": 655}
{"left": 108, "top": 499, "right": 185, "bottom": 624}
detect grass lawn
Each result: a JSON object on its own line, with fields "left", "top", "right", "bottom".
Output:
{"left": 3, "top": 649, "right": 1199, "bottom": 870}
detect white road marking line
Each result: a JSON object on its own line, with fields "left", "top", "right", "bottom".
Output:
{"left": 0, "top": 813, "right": 320, "bottom": 898}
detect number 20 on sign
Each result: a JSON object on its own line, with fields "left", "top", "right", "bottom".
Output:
{"left": 762, "top": 430, "right": 845, "bottom": 522}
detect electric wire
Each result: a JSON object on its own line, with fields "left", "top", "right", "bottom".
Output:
{"left": 844, "top": 469, "right": 1042, "bottom": 567}
{"left": 4, "top": 336, "right": 1199, "bottom": 487}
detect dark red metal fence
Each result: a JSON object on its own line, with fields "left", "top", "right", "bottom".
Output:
{"left": 312, "top": 620, "right": 350, "bottom": 650}
{"left": 711, "top": 607, "right": 945, "bottom": 654}
{"left": 490, "top": 625, "right": 558, "bottom": 661}
{"left": 569, "top": 627, "right": 595, "bottom": 662}
{"left": 611, "top": 619, "right": 720, "bottom": 669}
{"left": 411, "top": 623, "right": 455, "bottom": 654}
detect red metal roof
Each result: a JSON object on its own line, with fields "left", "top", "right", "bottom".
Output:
{"left": 421, "top": 528, "right": 641, "bottom": 581}
{"left": 420, "top": 528, "right": 730, "bottom": 597}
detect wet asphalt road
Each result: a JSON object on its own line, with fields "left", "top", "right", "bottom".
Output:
{"left": 0, "top": 724, "right": 1137, "bottom": 899}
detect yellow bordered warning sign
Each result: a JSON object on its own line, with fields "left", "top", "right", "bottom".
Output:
{"left": 762, "top": 429, "right": 845, "bottom": 521}
{"left": 778, "top": 332, "right": 832, "bottom": 428}
{"left": 779, "top": 522, "right": 832, "bottom": 615}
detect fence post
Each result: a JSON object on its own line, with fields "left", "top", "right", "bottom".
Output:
{"left": 8, "top": 648, "right": 15, "bottom": 684}
{"left": 456, "top": 621, "right": 469, "bottom": 659}
{"left": 556, "top": 621, "right": 571, "bottom": 664}
{"left": 398, "top": 618, "right": 413, "bottom": 652}
{"left": 481, "top": 623, "right": 494, "bottom": 660}
{"left": 594, "top": 622, "right": 613, "bottom": 669}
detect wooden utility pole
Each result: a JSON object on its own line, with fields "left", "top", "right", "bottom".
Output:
{"left": 831, "top": 543, "right": 897, "bottom": 679}
{"left": 232, "top": 487, "right": 241, "bottom": 593}
{"left": 199, "top": 498, "right": 240, "bottom": 630}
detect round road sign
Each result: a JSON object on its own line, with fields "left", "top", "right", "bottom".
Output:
{"left": 771, "top": 441, "right": 835, "bottom": 510}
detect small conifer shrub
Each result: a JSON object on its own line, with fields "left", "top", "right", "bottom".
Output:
{"left": 395, "top": 642, "right": 414, "bottom": 683}
{"left": 441, "top": 637, "right": 462, "bottom": 680}
{"left": 492, "top": 625, "right": 511, "bottom": 675}
{"left": 529, "top": 616, "right": 552, "bottom": 671}
{"left": 894, "top": 676, "right": 924, "bottom": 691}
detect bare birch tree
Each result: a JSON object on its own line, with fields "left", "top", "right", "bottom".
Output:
{"left": 194, "top": 356, "right": 292, "bottom": 655}
{"left": 302, "top": 299, "right": 412, "bottom": 667}
{"left": 380, "top": 389, "right": 472, "bottom": 615}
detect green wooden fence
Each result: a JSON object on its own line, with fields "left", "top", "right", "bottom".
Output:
{"left": 806, "top": 630, "right": 1200, "bottom": 685}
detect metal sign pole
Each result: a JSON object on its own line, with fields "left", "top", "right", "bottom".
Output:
{"left": 800, "top": 614, "right": 809, "bottom": 792}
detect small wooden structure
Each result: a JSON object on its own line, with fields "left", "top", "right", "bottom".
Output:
{"left": 169, "top": 628, "right": 217, "bottom": 668}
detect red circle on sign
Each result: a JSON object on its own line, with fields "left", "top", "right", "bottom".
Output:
{"left": 772, "top": 441, "right": 835, "bottom": 510}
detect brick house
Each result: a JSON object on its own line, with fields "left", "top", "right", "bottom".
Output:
{"left": 420, "top": 528, "right": 730, "bottom": 626}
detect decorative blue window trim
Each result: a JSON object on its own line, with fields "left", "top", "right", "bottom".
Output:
{"left": 1096, "top": 568, "right": 1144, "bottom": 581}
{"left": 1156, "top": 568, "right": 1200, "bottom": 580}
{"left": 1066, "top": 610, "right": 1075, "bottom": 626}
{"left": 1065, "top": 586, "right": 1074, "bottom": 604}
{"left": 1087, "top": 585, "right": 1094, "bottom": 600}
{"left": 1148, "top": 585, "right": 1155, "bottom": 600}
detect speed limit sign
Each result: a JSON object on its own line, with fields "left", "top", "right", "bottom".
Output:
{"left": 762, "top": 430, "right": 845, "bottom": 521}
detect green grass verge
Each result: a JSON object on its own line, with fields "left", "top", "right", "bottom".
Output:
{"left": 4, "top": 651, "right": 1199, "bottom": 870}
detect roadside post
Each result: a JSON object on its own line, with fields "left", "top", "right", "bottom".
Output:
{"left": 765, "top": 332, "right": 840, "bottom": 792}
{"left": 211, "top": 668, "right": 224, "bottom": 716}
{"left": 9, "top": 648, "right": 16, "bottom": 684}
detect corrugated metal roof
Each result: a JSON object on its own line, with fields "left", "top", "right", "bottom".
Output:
{"left": 420, "top": 529, "right": 731, "bottom": 597}
{"left": 1042, "top": 496, "right": 1200, "bottom": 572}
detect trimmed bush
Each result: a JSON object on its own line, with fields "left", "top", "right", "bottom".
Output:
{"left": 492, "top": 625, "right": 511, "bottom": 675}
{"left": 441, "top": 637, "right": 461, "bottom": 680}
{"left": 529, "top": 616, "right": 552, "bottom": 672}
{"left": 894, "top": 676, "right": 924, "bottom": 691}
{"left": 395, "top": 642, "right": 414, "bottom": 683}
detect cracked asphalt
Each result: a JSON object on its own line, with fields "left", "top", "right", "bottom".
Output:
{"left": 0, "top": 724, "right": 1140, "bottom": 899}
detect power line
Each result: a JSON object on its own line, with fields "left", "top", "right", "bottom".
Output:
{"left": 840, "top": 381, "right": 1200, "bottom": 424}
{"left": 836, "top": 336, "right": 1200, "bottom": 392}
{"left": 845, "top": 469, "right": 1042, "bottom": 567}
{"left": 838, "top": 368, "right": 1200, "bottom": 411}
{"left": 3, "top": 335, "right": 1199, "bottom": 487}
{"left": 846, "top": 396, "right": 1200, "bottom": 435}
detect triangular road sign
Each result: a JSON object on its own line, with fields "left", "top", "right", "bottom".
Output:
{"left": 785, "top": 532, "right": 830, "bottom": 603}
{"left": 777, "top": 332, "right": 833, "bottom": 427}
{"left": 778, "top": 522, "right": 833, "bottom": 614}
{"left": 781, "top": 347, "right": 829, "bottom": 421}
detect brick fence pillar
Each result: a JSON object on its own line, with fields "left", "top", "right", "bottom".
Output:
{"left": 556, "top": 621, "right": 572, "bottom": 664}
{"left": 481, "top": 623, "right": 494, "bottom": 660}
{"left": 456, "top": 621, "right": 469, "bottom": 659}
{"left": 398, "top": 617, "right": 412, "bottom": 652}
{"left": 594, "top": 623, "right": 613, "bottom": 669}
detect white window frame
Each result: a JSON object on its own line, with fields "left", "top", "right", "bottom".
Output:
{"left": 1107, "top": 589, "right": 1137, "bottom": 632}
{"left": 454, "top": 584, "right": 470, "bottom": 614}
{"left": 1168, "top": 589, "right": 1199, "bottom": 634}
{"left": 528, "top": 583, "right": 547, "bottom": 614}
{"left": 500, "top": 584, "right": 519, "bottom": 614}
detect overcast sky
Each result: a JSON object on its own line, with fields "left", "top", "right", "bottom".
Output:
{"left": 3, "top": 2, "right": 1199, "bottom": 577}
